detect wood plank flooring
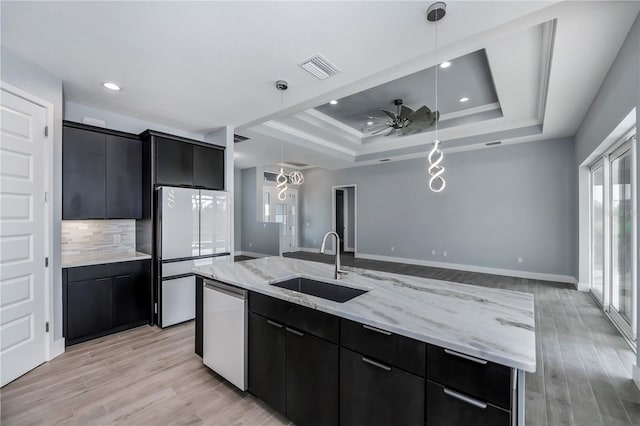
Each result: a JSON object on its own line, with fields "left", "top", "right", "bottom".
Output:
{"left": 2, "top": 252, "right": 638, "bottom": 425}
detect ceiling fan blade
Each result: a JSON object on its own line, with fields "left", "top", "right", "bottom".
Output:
{"left": 408, "top": 106, "right": 432, "bottom": 123}
{"left": 384, "top": 127, "right": 396, "bottom": 137}
{"left": 381, "top": 110, "right": 397, "bottom": 120}
{"left": 371, "top": 126, "right": 392, "bottom": 135}
{"left": 399, "top": 105, "right": 414, "bottom": 120}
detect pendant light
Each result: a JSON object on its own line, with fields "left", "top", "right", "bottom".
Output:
{"left": 275, "top": 80, "right": 289, "bottom": 200}
{"left": 427, "top": 2, "right": 446, "bottom": 193}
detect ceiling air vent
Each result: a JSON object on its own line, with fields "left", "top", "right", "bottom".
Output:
{"left": 284, "top": 161, "right": 308, "bottom": 168}
{"left": 299, "top": 54, "right": 341, "bottom": 80}
{"left": 233, "top": 134, "right": 250, "bottom": 143}
{"left": 485, "top": 141, "right": 502, "bottom": 146}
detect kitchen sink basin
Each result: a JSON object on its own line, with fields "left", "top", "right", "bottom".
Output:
{"left": 271, "top": 277, "right": 368, "bottom": 303}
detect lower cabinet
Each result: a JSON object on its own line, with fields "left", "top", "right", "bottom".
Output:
{"left": 64, "top": 260, "right": 151, "bottom": 346}
{"left": 340, "top": 347, "right": 425, "bottom": 426}
{"left": 426, "top": 380, "right": 510, "bottom": 426}
{"left": 248, "top": 312, "right": 339, "bottom": 426}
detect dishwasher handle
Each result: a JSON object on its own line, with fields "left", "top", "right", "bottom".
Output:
{"left": 204, "top": 280, "right": 247, "bottom": 300}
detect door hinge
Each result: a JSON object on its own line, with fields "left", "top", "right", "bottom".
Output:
{"left": 45, "top": 322, "right": 49, "bottom": 333}
{"left": 44, "top": 126, "right": 48, "bottom": 137}
{"left": 45, "top": 257, "right": 49, "bottom": 267}
{"left": 154, "top": 303, "right": 158, "bottom": 314}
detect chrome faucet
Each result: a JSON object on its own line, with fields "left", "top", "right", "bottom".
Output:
{"left": 320, "top": 231, "right": 348, "bottom": 280}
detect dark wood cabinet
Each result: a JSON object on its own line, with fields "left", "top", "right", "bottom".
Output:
{"left": 63, "top": 122, "right": 142, "bottom": 219}
{"left": 106, "top": 134, "right": 142, "bottom": 219}
{"left": 193, "top": 144, "right": 224, "bottom": 189}
{"left": 64, "top": 260, "right": 151, "bottom": 346}
{"left": 248, "top": 312, "right": 287, "bottom": 414}
{"left": 340, "top": 347, "right": 425, "bottom": 426}
{"left": 63, "top": 125, "right": 106, "bottom": 219}
{"left": 155, "top": 137, "right": 193, "bottom": 187}
{"left": 66, "top": 277, "right": 112, "bottom": 340}
{"left": 286, "top": 326, "right": 339, "bottom": 426}
{"left": 426, "top": 380, "right": 510, "bottom": 426}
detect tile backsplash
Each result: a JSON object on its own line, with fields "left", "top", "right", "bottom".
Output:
{"left": 61, "top": 220, "right": 135, "bottom": 256}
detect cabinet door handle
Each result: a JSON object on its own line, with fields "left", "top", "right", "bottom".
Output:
{"left": 444, "top": 349, "right": 488, "bottom": 365}
{"left": 362, "top": 324, "right": 392, "bottom": 336}
{"left": 116, "top": 274, "right": 132, "bottom": 279}
{"left": 285, "top": 327, "right": 304, "bottom": 337}
{"left": 266, "top": 320, "right": 283, "bottom": 329}
{"left": 361, "top": 356, "right": 391, "bottom": 371}
{"left": 95, "top": 277, "right": 111, "bottom": 282}
{"left": 443, "top": 388, "right": 488, "bottom": 410}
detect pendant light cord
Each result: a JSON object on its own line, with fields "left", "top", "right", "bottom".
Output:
{"left": 434, "top": 15, "right": 438, "bottom": 141}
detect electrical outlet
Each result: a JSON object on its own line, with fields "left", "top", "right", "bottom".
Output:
{"left": 391, "top": 246, "right": 395, "bottom": 252}
{"left": 443, "top": 251, "right": 447, "bottom": 257}
{"left": 113, "top": 234, "right": 121, "bottom": 244}
{"left": 518, "top": 257, "right": 523, "bottom": 264}
{"left": 431, "top": 250, "right": 436, "bottom": 256}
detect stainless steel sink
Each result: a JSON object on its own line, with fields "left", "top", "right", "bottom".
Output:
{"left": 271, "top": 277, "right": 367, "bottom": 303}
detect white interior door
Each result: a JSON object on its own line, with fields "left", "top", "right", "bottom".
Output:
{"left": 0, "top": 88, "right": 47, "bottom": 386}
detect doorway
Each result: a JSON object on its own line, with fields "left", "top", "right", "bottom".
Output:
{"left": 332, "top": 185, "right": 356, "bottom": 255}
{"left": 589, "top": 133, "right": 637, "bottom": 345}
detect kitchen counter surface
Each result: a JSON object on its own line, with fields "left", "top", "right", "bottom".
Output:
{"left": 62, "top": 251, "right": 151, "bottom": 268}
{"left": 194, "top": 256, "right": 536, "bottom": 372}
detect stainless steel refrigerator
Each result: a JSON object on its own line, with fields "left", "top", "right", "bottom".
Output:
{"left": 157, "top": 186, "right": 231, "bottom": 328}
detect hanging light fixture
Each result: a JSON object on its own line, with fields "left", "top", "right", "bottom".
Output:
{"left": 289, "top": 170, "right": 304, "bottom": 185}
{"left": 427, "top": 2, "right": 446, "bottom": 193}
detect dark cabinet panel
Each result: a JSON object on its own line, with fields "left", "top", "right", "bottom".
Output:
{"left": 63, "top": 126, "right": 106, "bottom": 219}
{"left": 248, "top": 312, "right": 286, "bottom": 414}
{"left": 286, "top": 327, "right": 339, "bottom": 426}
{"left": 112, "top": 269, "right": 150, "bottom": 327}
{"left": 426, "top": 380, "right": 510, "bottom": 426}
{"left": 66, "top": 278, "right": 112, "bottom": 340}
{"left": 340, "top": 347, "right": 424, "bottom": 426}
{"left": 193, "top": 145, "right": 224, "bottom": 189}
{"left": 106, "top": 135, "right": 142, "bottom": 219}
{"left": 155, "top": 137, "right": 193, "bottom": 187}
{"left": 427, "top": 345, "right": 511, "bottom": 409}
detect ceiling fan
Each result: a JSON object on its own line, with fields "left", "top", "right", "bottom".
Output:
{"left": 363, "top": 99, "right": 439, "bottom": 136}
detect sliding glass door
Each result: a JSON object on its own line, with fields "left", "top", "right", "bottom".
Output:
{"left": 609, "top": 143, "right": 635, "bottom": 337}
{"left": 589, "top": 136, "right": 637, "bottom": 343}
{"left": 590, "top": 162, "right": 605, "bottom": 301}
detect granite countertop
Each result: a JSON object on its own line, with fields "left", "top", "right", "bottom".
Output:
{"left": 193, "top": 256, "right": 536, "bottom": 372}
{"left": 62, "top": 251, "right": 152, "bottom": 268}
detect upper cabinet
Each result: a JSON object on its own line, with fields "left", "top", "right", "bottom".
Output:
{"left": 145, "top": 131, "right": 225, "bottom": 190}
{"left": 63, "top": 122, "right": 142, "bottom": 220}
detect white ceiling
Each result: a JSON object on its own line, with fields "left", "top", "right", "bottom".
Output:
{"left": 2, "top": 1, "right": 639, "bottom": 170}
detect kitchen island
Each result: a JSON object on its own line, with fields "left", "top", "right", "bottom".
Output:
{"left": 194, "top": 256, "right": 535, "bottom": 426}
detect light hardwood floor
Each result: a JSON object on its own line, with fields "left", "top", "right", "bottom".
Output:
{"left": 2, "top": 253, "right": 639, "bottom": 425}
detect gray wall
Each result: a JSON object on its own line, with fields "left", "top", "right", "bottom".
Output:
{"left": 234, "top": 168, "right": 242, "bottom": 251}
{"left": 300, "top": 137, "right": 576, "bottom": 278}
{"left": 574, "top": 13, "right": 639, "bottom": 372}
{"left": 1, "top": 48, "right": 65, "bottom": 341}
{"left": 240, "top": 168, "right": 280, "bottom": 255}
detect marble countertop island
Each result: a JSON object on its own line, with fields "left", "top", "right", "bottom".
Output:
{"left": 194, "top": 256, "right": 536, "bottom": 372}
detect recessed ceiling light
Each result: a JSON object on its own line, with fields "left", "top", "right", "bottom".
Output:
{"left": 440, "top": 61, "right": 451, "bottom": 69}
{"left": 367, "top": 121, "right": 373, "bottom": 126}
{"left": 329, "top": 100, "right": 338, "bottom": 105}
{"left": 459, "top": 97, "right": 469, "bottom": 103}
{"left": 103, "top": 82, "right": 121, "bottom": 91}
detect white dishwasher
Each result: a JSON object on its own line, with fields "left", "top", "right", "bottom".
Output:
{"left": 203, "top": 280, "right": 247, "bottom": 391}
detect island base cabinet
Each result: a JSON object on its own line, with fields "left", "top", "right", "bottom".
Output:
{"left": 248, "top": 312, "right": 286, "bottom": 415}
{"left": 426, "top": 380, "right": 510, "bottom": 426}
{"left": 286, "top": 328, "right": 338, "bottom": 426}
{"left": 340, "top": 347, "right": 424, "bottom": 426}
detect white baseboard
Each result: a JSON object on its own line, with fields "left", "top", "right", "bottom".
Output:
{"left": 235, "top": 251, "right": 273, "bottom": 259}
{"left": 345, "top": 247, "right": 355, "bottom": 252}
{"left": 633, "top": 364, "right": 640, "bottom": 391}
{"left": 355, "top": 253, "right": 577, "bottom": 284}
{"left": 48, "top": 338, "right": 65, "bottom": 361}
{"left": 577, "top": 282, "right": 590, "bottom": 292}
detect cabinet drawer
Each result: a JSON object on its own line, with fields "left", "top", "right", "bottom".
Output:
{"left": 249, "top": 292, "right": 339, "bottom": 343}
{"left": 426, "top": 345, "right": 512, "bottom": 410}
{"left": 340, "top": 347, "right": 424, "bottom": 426}
{"left": 340, "top": 318, "right": 425, "bottom": 376}
{"left": 67, "top": 260, "right": 149, "bottom": 282}
{"left": 426, "top": 380, "right": 510, "bottom": 426}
